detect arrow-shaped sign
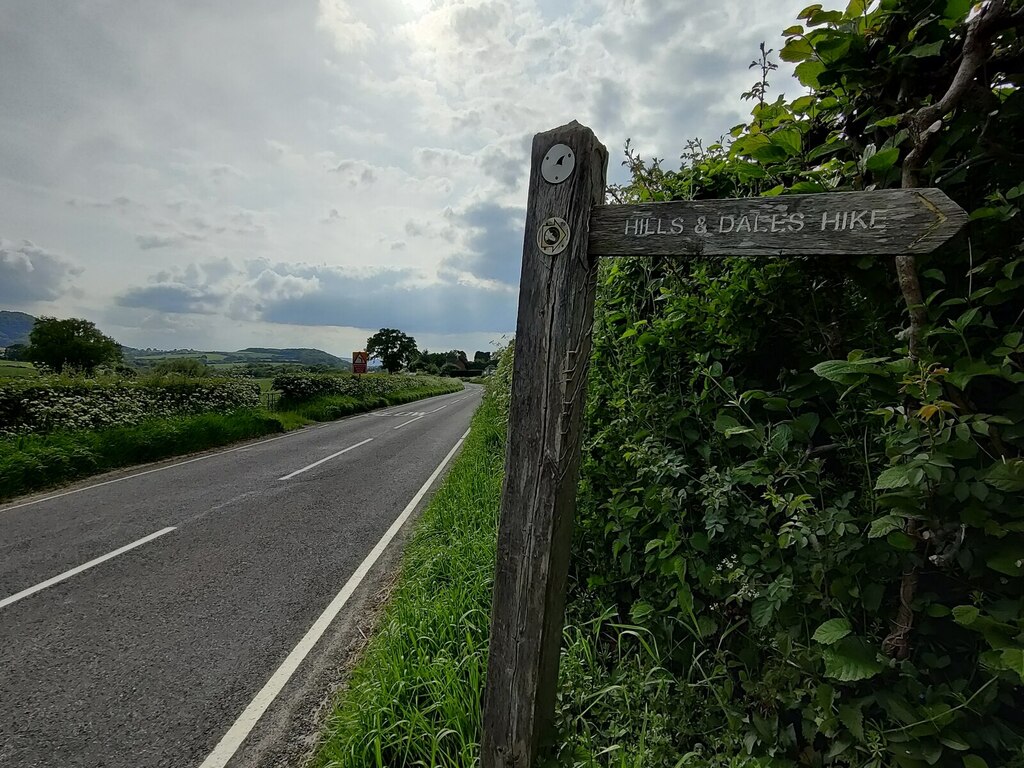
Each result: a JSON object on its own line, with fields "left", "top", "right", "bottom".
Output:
{"left": 588, "top": 188, "right": 968, "bottom": 258}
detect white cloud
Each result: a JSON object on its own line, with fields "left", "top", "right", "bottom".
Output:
{"left": 0, "top": 0, "right": 807, "bottom": 355}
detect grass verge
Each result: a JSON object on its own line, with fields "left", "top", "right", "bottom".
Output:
{"left": 0, "top": 409, "right": 283, "bottom": 501}
{"left": 0, "top": 385, "right": 465, "bottom": 502}
{"left": 310, "top": 393, "right": 503, "bottom": 768}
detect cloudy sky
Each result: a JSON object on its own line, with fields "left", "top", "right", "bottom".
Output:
{"left": 0, "top": 0, "right": 807, "bottom": 356}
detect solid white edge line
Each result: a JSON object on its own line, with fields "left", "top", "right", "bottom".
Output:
{"left": 278, "top": 438, "right": 374, "bottom": 481}
{"left": 0, "top": 526, "right": 177, "bottom": 610}
{"left": 393, "top": 414, "right": 427, "bottom": 430}
{"left": 197, "top": 427, "right": 472, "bottom": 768}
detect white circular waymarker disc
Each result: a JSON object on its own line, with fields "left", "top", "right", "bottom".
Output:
{"left": 541, "top": 144, "right": 575, "bottom": 184}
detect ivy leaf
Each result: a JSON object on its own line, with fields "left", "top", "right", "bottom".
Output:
{"left": 823, "top": 637, "right": 884, "bottom": 681}
{"left": 963, "top": 757, "right": 990, "bottom": 768}
{"left": 813, "top": 617, "right": 852, "bottom": 645}
{"left": 866, "top": 147, "right": 900, "bottom": 172}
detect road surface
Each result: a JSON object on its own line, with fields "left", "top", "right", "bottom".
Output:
{"left": 0, "top": 385, "right": 482, "bottom": 768}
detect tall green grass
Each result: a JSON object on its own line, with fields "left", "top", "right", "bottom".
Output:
{"left": 0, "top": 409, "right": 283, "bottom": 500}
{"left": 311, "top": 395, "right": 503, "bottom": 768}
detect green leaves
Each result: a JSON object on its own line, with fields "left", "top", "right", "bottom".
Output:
{"left": 986, "top": 460, "right": 1024, "bottom": 492}
{"left": 868, "top": 514, "right": 905, "bottom": 537}
{"left": 1000, "top": 649, "right": 1024, "bottom": 684}
{"left": 865, "top": 146, "right": 900, "bottom": 173}
{"left": 572, "top": 0, "right": 1024, "bottom": 762}
{"left": 874, "top": 466, "right": 911, "bottom": 491}
{"left": 952, "top": 605, "right": 980, "bottom": 626}
{"left": 813, "top": 617, "right": 852, "bottom": 645}
{"left": 823, "top": 638, "right": 884, "bottom": 681}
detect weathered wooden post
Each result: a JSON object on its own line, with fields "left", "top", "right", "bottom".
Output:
{"left": 481, "top": 121, "right": 607, "bottom": 768}
{"left": 481, "top": 121, "right": 968, "bottom": 767}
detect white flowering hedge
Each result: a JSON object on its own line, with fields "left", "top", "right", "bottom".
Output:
{"left": 273, "top": 372, "right": 460, "bottom": 403}
{"left": 0, "top": 378, "right": 260, "bottom": 437}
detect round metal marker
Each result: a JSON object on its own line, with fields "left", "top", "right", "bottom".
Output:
{"left": 538, "top": 217, "right": 570, "bottom": 255}
{"left": 541, "top": 144, "right": 575, "bottom": 185}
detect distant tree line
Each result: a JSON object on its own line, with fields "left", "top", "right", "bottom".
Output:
{"left": 366, "top": 327, "right": 493, "bottom": 376}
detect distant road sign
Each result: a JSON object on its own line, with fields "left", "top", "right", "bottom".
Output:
{"left": 352, "top": 351, "right": 368, "bottom": 374}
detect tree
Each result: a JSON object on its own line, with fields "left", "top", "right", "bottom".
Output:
{"left": 3, "top": 343, "right": 28, "bottom": 361}
{"left": 366, "top": 328, "right": 418, "bottom": 373}
{"left": 153, "top": 358, "right": 210, "bottom": 377}
{"left": 25, "top": 317, "right": 122, "bottom": 374}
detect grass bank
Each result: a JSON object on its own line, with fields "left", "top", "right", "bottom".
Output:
{"left": 0, "top": 384, "right": 464, "bottom": 502}
{"left": 311, "top": 393, "right": 503, "bottom": 768}
{"left": 0, "top": 409, "right": 283, "bottom": 500}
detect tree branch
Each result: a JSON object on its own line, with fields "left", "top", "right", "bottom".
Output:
{"left": 884, "top": 0, "right": 1019, "bottom": 660}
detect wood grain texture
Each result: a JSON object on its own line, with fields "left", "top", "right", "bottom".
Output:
{"left": 588, "top": 188, "right": 967, "bottom": 257}
{"left": 481, "top": 122, "right": 608, "bottom": 768}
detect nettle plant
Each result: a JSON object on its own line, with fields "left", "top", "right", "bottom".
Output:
{"left": 571, "top": 1, "right": 1023, "bottom": 765}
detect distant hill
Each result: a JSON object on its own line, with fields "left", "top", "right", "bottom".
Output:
{"left": 0, "top": 311, "right": 36, "bottom": 346}
{"left": 123, "top": 346, "right": 350, "bottom": 369}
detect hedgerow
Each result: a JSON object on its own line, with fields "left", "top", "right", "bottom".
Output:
{"left": 272, "top": 372, "right": 460, "bottom": 404}
{"left": 0, "top": 377, "right": 260, "bottom": 437}
{"left": 555, "top": 3, "right": 1024, "bottom": 767}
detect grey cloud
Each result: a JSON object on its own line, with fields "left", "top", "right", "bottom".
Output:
{"left": 117, "top": 284, "right": 225, "bottom": 315}
{"left": 332, "top": 159, "right": 379, "bottom": 186}
{"left": 117, "top": 258, "right": 515, "bottom": 336}
{"left": 66, "top": 195, "right": 137, "bottom": 211}
{"left": 452, "top": 2, "right": 504, "bottom": 42}
{"left": 443, "top": 202, "right": 524, "bottom": 286}
{"left": 480, "top": 143, "right": 525, "bottom": 190}
{"left": 135, "top": 232, "right": 203, "bottom": 249}
{"left": 0, "top": 238, "right": 82, "bottom": 303}
{"left": 260, "top": 267, "right": 515, "bottom": 335}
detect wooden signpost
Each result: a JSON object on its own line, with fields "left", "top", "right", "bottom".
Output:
{"left": 480, "top": 121, "right": 968, "bottom": 768}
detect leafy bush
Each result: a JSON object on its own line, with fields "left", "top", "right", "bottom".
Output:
{"left": 557, "top": 3, "right": 1024, "bottom": 767}
{"left": 0, "top": 377, "right": 260, "bottom": 437}
{"left": 272, "top": 372, "right": 459, "bottom": 404}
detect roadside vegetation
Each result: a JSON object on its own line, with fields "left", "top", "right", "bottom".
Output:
{"left": 0, "top": 372, "right": 461, "bottom": 501}
{"left": 312, "top": 3, "right": 1023, "bottom": 767}
{"left": 311, "top": 347, "right": 508, "bottom": 768}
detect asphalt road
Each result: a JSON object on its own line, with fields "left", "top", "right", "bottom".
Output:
{"left": 0, "top": 385, "right": 482, "bottom": 768}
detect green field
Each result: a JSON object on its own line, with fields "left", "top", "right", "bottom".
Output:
{"left": 0, "top": 361, "right": 38, "bottom": 378}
